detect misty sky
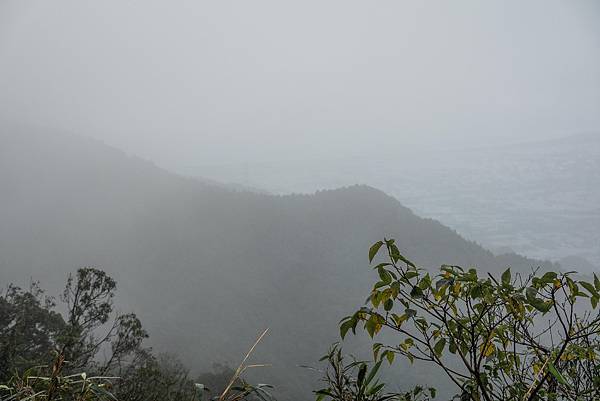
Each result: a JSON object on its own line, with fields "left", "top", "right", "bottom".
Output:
{"left": 1, "top": 1, "right": 599, "bottom": 166}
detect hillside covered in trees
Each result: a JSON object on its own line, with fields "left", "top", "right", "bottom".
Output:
{"left": 0, "top": 129, "right": 558, "bottom": 399}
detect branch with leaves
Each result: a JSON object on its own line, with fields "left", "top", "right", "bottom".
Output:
{"left": 340, "top": 239, "right": 600, "bottom": 401}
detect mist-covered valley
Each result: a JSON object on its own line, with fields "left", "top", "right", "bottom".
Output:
{"left": 1, "top": 1, "right": 600, "bottom": 400}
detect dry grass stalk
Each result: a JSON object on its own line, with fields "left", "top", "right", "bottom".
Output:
{"left": 218, "top": 328, "right": 270, "bottom": 401}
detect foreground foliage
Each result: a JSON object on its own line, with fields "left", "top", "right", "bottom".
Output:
{"left": 312, "top": 344, "right": 435, "bottom": 401}
{"left": 0, "top": 270, "right": 273, "bottom": 401}
{"left": 340, "top": 239, "right": 600, "bottom": 401}
{"left": 0, "top": 354, "right": 116, "bottom": 401}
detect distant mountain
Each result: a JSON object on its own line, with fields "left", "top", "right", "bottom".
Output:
{"left": 0, "top": 128, "right": 558, "bottom": 400}
{"left": 193, "top": 133, "right": 600, "bottom": 269}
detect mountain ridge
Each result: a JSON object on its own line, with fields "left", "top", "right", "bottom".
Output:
{"left": 0, "top": 128, "right": 559, "bottom": 399}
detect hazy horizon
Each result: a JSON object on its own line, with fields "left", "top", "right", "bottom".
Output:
{"left": 2, "top": 0, "right": 599, "bottom": 168}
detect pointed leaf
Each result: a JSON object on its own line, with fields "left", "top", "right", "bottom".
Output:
{"left": 410, "top": 286, "right": 424, "bottom": 299}
{"left": 364, "top": 360, "right": 382, "bottom": 387}
{"left": 385, "top": 350, "right": 395, "bottom": 365}
{"left": 501, "top": 268, "right": 511, "bottom": 285}
{"left": 548, "top": 362, "right": 569, "bottom": 386}
{"left": 433, "top": 338, "right": 446, "bottom": 357}
{"left": 369, "top": 241, "right": 384, "bottom": 263}
{"left": 580, "top": 281, "right": 599, "bottom": 297}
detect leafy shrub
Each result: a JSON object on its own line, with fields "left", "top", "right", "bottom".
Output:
{"left": 340, "top": 239, "right": 600, "bottom": 401}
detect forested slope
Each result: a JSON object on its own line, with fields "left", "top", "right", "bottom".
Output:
{"left": 0, "top": 128, "right": 557, "bottom": 399}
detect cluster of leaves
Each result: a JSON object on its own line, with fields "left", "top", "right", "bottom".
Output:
{"left": 60, "top": 268, "right": 149, "bottom": 376}
{"left": 0, "top": 268, "right": 149, "bottom": 385}
{"left": 311, "top": 344, "right": 435, "bottom": 401}
{"left": 0, "top": 283, "right": 65, "bottom": 383}
{"left": 340, "top": 239, "right": 600, "bottom": 401}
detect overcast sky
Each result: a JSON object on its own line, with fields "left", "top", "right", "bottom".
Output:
{"left": 1, "top": 1, "right": 599, "bottom": 166}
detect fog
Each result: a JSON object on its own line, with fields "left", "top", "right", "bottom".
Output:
{"left": 1, "top": 2, "right": 600, "bottom": 401}
{"left": 2, "top": 0, "right": 599, "bottom": 166}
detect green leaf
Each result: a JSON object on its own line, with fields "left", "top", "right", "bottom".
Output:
{"left": 501, "top": 268, "right": 511, "bottom": 285}
{"left": 369, "top": 241, "right": 384, "bottom": 263}
{"left": 365, "top": 318, "right": 376, "bottom": 338}
{"left": 405, "top": 271, "right": 419, "bottom": 280}
{"left": 433, "top": 338, "right": 446, "bottom": 357}
{"left": 392, "top": 313, "right": 408, "bottom": 326}
{"left": 580, "top": 281, "right": 599, "bottom": 297}
{"left": 372, "top": 343, "right": 383, "bottom": 360}
{"left": 410, "top": 286, "right": 424, "bottom": 299}
{"left": 364, "top": 360, "right": 382, "bottom": 387}
{"left": 340, "top": 320, "right": 354, "bottom": 339}
{"left": 373, "top": 281, "right": 387, "bottom": 289}
{"left": 372, "top": 262, "right": 392, "bottom": 270}
{"left": 449, "top": 341, "right": 457, "bottom": 354}
{"left": 591, "top": 295, "right": 599, "bottom": 309}
{"left": 315, "top": 389, "right": 333, "bottom": 399}
{"left": 385, "top": 350, "right": 395, "bottom": 365}
{"left": 418, "top": 273, "right": 431, "bottom": 290}
{"left": 378, "top": 267, "right": 392, "bottom": 284}
{"left": 367, "top": 382, "right": 385, "bottom": 396}
{"left": 526, "top": 287, "right": 537, "bottom": 302}
{"left": 531, "top": 299, "right": 552, "bottom": 313}
{"left": 541, "top": 271, "right": 557, "bottom": 283}
{"left": 548, "top": 362, "right": 569, "bottom": 386}
{"left": 370, "top": 291, "right": 381, "bottom": 308}
{"left": 594, "top": 274, "right": 600, "bottom": 291}
{"left": 470, "top": 285, "right": 482, "bottom": 299}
